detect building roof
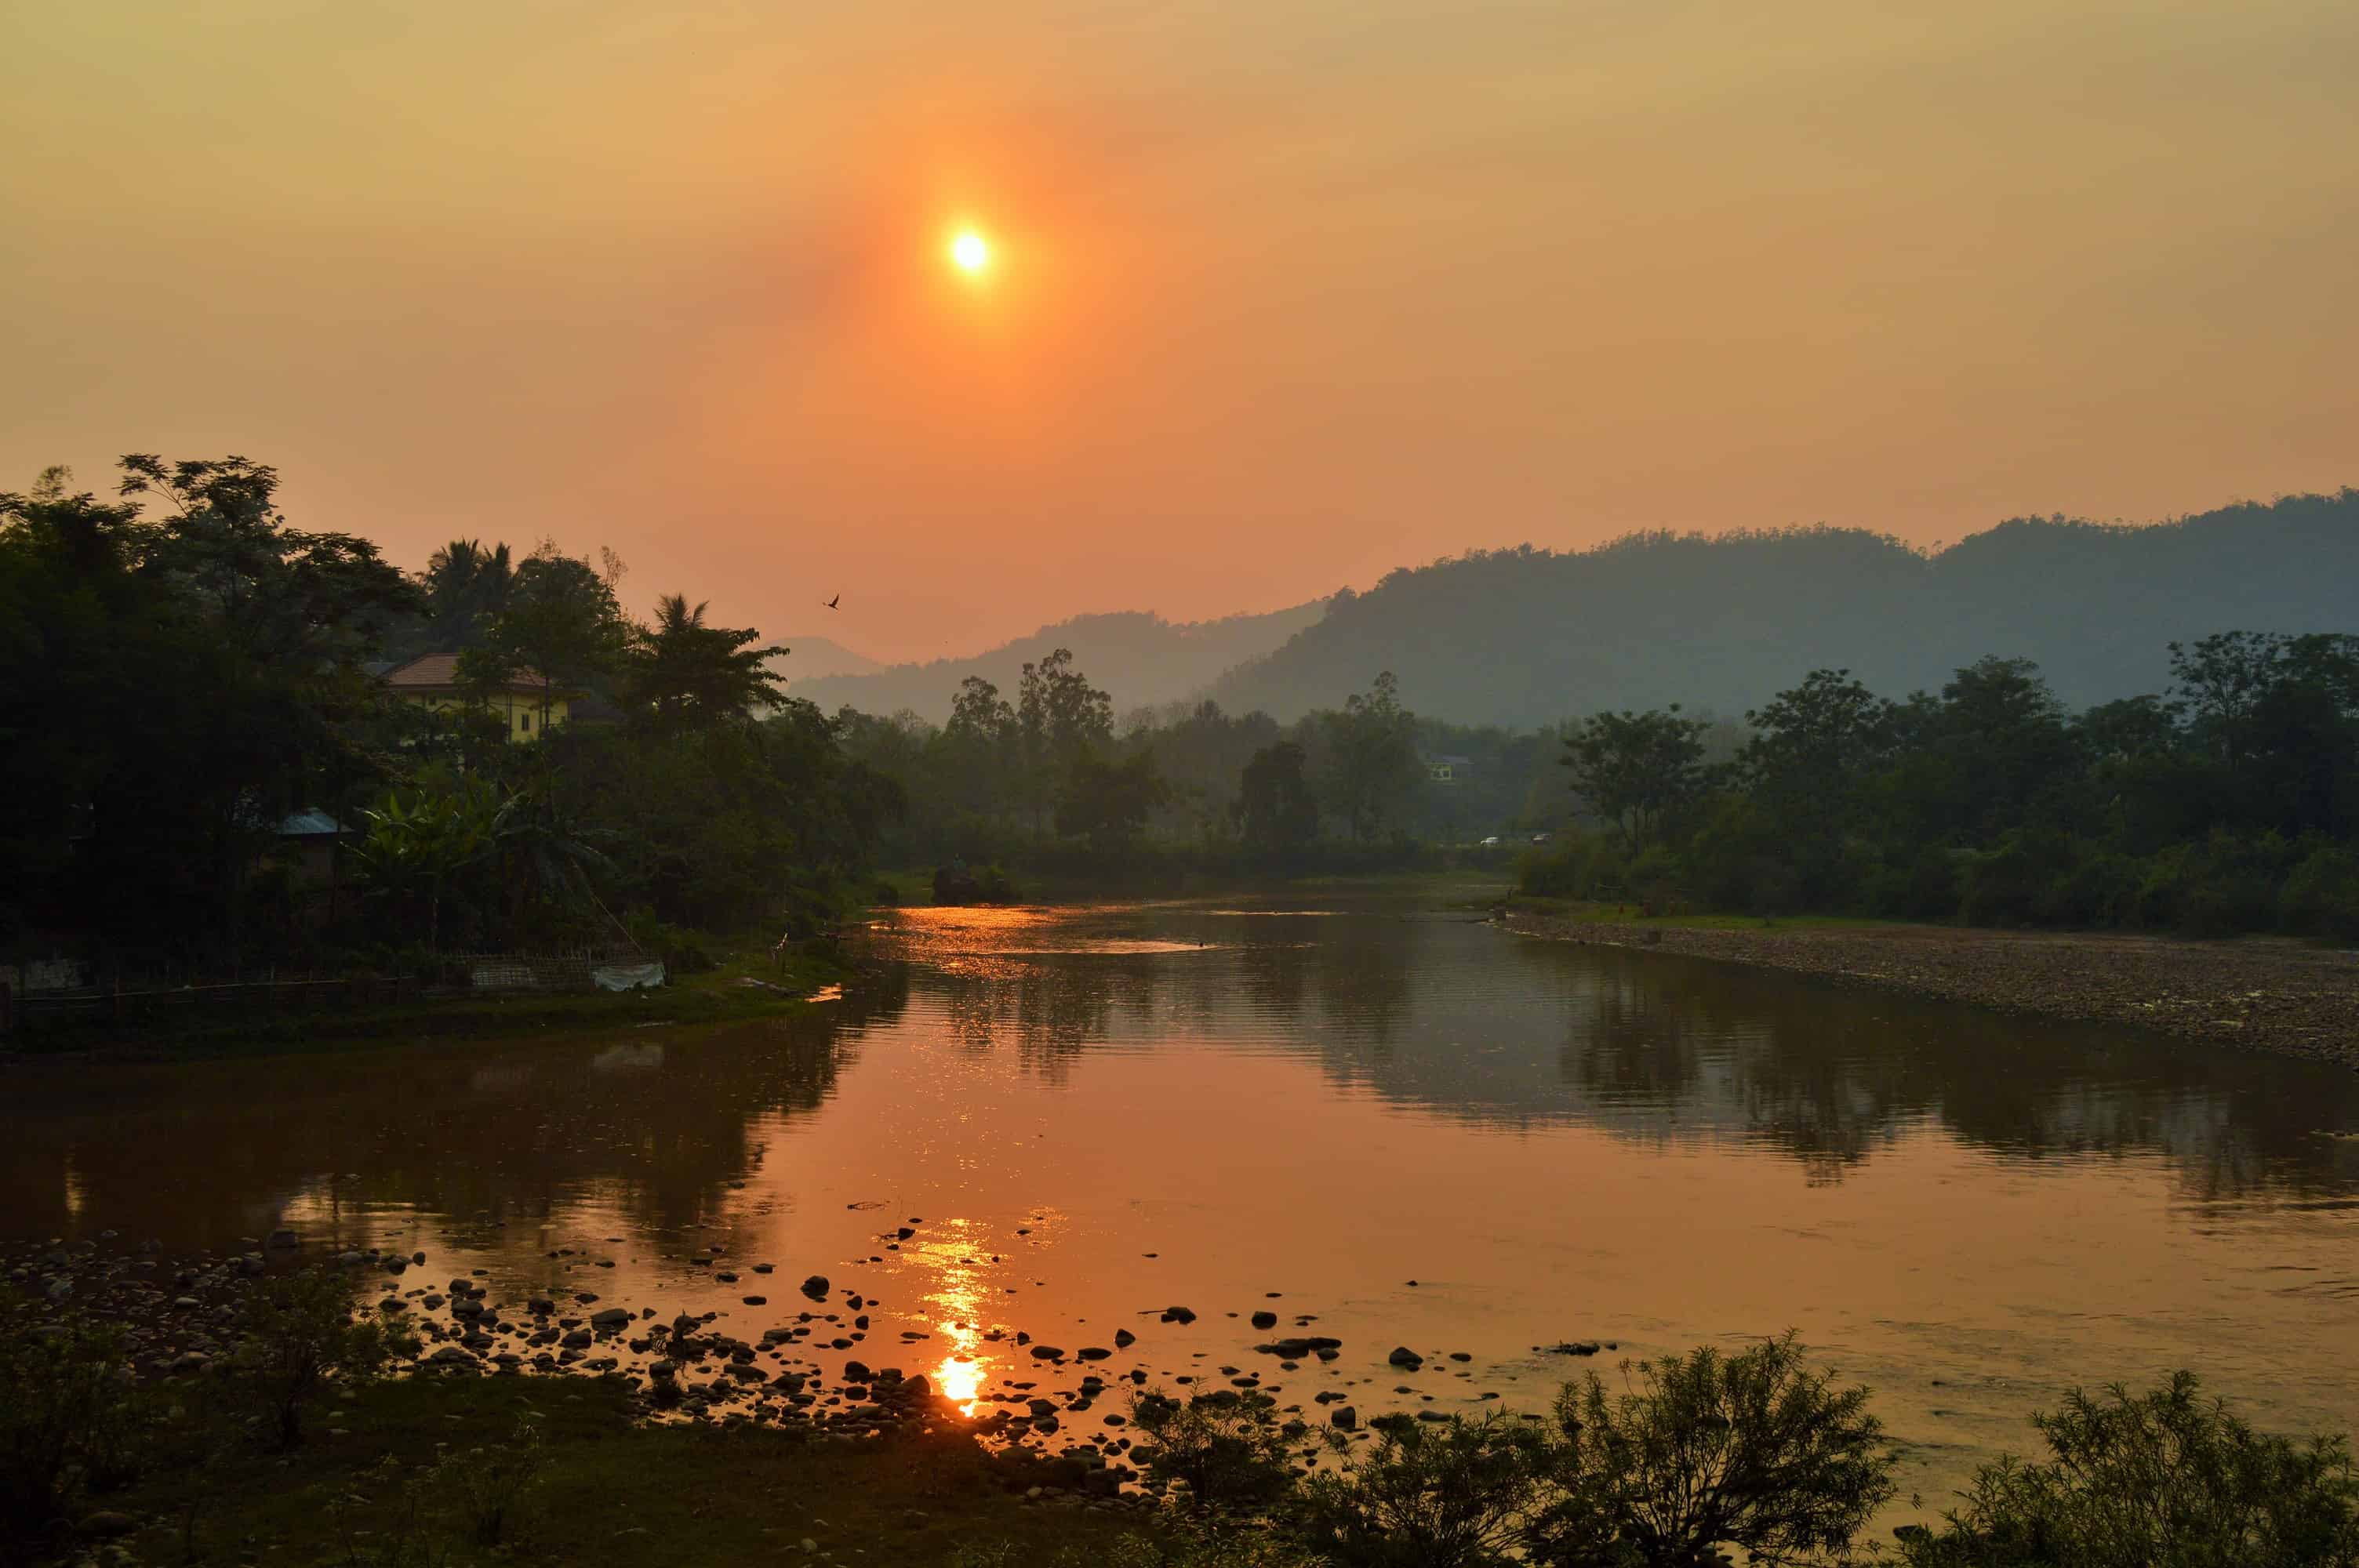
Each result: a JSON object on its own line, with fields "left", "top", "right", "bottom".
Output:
{"left": 277, "top": 809, "right": 348, "bottom": 837}
{"left": 381, "top": 652, "right": 554, "bottom": 692}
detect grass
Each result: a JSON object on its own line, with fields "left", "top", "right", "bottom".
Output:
{"left": 109, "top": 1375, "right": 1172, "bottom": 1568}
{"left": 7, "top": 938, "right": 849, "bottom": 1060}
{"left": 1500, "top": 896, "right": 1906, "bottom": 933}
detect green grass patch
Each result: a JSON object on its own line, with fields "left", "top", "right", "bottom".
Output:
{"left": 1503, "top": 897, "right": 1906, "bottom": 933}
{"left": 9, "top": 940, "right": 849, "bottom": 1062}
{"left": 107, "top": 1374, "right": 1173, "bottom": 1568}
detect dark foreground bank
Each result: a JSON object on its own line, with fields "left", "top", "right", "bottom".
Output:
{"left": 13, "top": 1236, "right": 2359, "bottom": 1567}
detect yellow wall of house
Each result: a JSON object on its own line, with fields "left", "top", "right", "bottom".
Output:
{"left": 398, "top": 691, "right": 569, "bottom": 742}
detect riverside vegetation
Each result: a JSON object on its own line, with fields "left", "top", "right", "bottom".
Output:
{"left": 1520, "top": 634, "right": 2359, "bottom": 941}
{"left": 8, "top": 456, "right": 2354, "bottom": 1032}
{"left": 2, "top": 459, "right": 900, "bottom": 1004}
{"left": 8, "top": 1258, "right": 2357, "bottom": 1568}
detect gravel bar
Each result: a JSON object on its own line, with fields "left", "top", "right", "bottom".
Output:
{"left": 1500, "top": 909, "right": 2359, "bottom": 1069}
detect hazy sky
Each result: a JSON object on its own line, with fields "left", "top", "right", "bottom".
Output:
{"left": 5, "top": 0, "right": 2354, "bottom": 661}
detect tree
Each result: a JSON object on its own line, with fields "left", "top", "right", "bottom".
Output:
{"left": 460, "top": 541, "right": 631, "bottom": 728}
{"left": 1295, "top": 1411, "right": 1550, "bottom": 1568}
{"left": 631, "top": 593, "right": 788, "bottom": 727}
{"left": 1899, "top": 1372, "right": 2359, "bottom": 1567}
{"left": 118, "top": 453, "right": 417, "bottom": 669}
{"left": 1055, "top": 749, "right": 1170, "bottom": 853}
{"left": 1560, "top": 706, "right": 1710, "bottom": 848}
{"left": 1883, "top": 658, "right": 2084, "bottom": 847}
{"left": 1127, "top": 1389, "right": 1297, "bottom": 1508}
{"left": 1736, "top": 670, "right": 1897, "bottom": 902}
{"left": 413, "top": 537, "right": 514, "bottom": 652}
{"left": 2168, "top": 632, "right": 2359, "bottom": 838}
{"left": 1236, "top": 741, "right": 1321, "bottom": 858}
{"left": 2, "top": 458, "right": 416, "bottom": 960}
{"left": 1017, "top": 649, "right": 1113, "bottom": 832}
{"left": 227, "top": 1267, "right": 398, "bottom": 1449}
{"left": 1528, "top": 1334, "right": 1896, "bottom": 1568}
{"left": 347, "top": 778, "right": 503, "bottom": 953}
{"left": 1314, "top": 672, "right": 1423, "bottom": 841}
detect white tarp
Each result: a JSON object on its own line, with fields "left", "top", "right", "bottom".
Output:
{"left": 591, "top": 960, "right": 666, "bottom": 992}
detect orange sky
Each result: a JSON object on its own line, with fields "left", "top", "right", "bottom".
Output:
{"left": 4, "top": 0, "right": 2354, "bottom": 661}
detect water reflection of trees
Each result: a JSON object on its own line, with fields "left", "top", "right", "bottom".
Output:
{"left": 0, "top": 969, "right": 911, "bottom": 1253}
{"left": 889, "top": 913, "right": 2359, "bottom": 1203}
{"left": 1541, "top": 945, "right": 2359, "bottom": 1200}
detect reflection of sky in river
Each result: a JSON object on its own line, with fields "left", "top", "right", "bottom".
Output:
{"left": 5, "top": 895, "right": 2357, "bottom": 1520}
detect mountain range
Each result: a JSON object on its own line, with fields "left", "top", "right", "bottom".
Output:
{"left": 785, "top": 490, "right": 2359, "bottom": 728}
{"left": 781, "top": 603, "right": 1328, "bottom": 722}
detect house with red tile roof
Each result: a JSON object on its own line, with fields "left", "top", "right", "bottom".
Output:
{"left": 380, "top": 653, "right": 569, "bottom": 742}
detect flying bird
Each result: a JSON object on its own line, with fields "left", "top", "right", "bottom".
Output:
{"left": 823, "top": 593, "right": 841, "bottom": 610}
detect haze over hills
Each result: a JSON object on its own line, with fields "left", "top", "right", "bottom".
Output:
{"left": 786, "top": 602, "right": 1328, "bottom": 722}
{"left": 762, "top": 634, "right": 884, "bottom": 684}
{"left": 1201, "top": 491, "right": 2359, "bottom": 728}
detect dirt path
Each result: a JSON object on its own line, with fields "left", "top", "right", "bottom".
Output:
{"left": 1499, "top": 908, "right": 2359, "bottom": 1068}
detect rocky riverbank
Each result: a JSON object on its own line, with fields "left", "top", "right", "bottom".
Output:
{"left": 1499, "top": 906, "right": 2359, "bottom": 1068}
{"left": 9, "top": 1225, "right": 1547, "bottom": 1513}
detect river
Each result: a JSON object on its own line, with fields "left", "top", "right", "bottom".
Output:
{"left": 5, "top": 894, "right": 2356, "bottom": 1512}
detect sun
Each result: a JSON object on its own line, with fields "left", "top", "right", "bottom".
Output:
{"left": 949, "top": 230, "right": 990, "bottom": 274}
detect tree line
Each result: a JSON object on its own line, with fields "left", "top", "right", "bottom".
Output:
{"left": 833, "top": 663, "right": 1481, "bottom": 880}
{"left": 1535, "top": 635, "right": 2359, "bottom": 937}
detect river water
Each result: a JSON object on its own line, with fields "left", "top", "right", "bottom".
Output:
{"left": 5, "top": 894, "right": 2357, "bottom": 1512}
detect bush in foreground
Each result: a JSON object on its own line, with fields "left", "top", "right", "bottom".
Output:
{"left": 1130, "top": 1388, "right": 1301, "bottom": 1510}
{"left": 1529, "top": 1333, "right": 1896, "bottom": 1567}
{"left": 1898, "top": 1371, "right": 2359, "bottom": 1568}
{"left": 226, "top": 1265, "right": 404, "bottom": 1449}
{"left": 1285, "top": 1336, "right": 1893, "bottom": 1568}
{"left": 1293, "top": 1410, "right": 1550, "bottom": 1567}
{"left": 0, "top": 1315, "right": 144, "bottom": 1562}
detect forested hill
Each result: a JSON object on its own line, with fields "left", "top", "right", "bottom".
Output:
{"left": 788, "top": 602, "right": 1327, "bottom": 720}
{"left": 1203, "top": 491, "right": 2359, "bottom": 725}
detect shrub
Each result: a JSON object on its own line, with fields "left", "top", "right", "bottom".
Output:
{"left": 1960, "top": 834, "right": 2049, "bottom": 927}
{"left": 0, "top": 1315, "right": 144, "bottom": 1560}
{"left": 932, "top": 861, "right": 1023, "bottom": 905}
{"left": 2280, "top": 844, "right": 2359, "bottom": 940}
{"left": 1526, "top": 1333, "right": 1896, "bottom": 1568}
{"left": 437, "top": 1414, "right": 545, "bottom": 1544}
{"left": 2038, "top": 848, "right": 2140, "bottom": 928}
{"left": 1897, "top": 1372, "right": 2359, "bottom": 1567}
{"left": 1867, "top": 845, "right": 1962, "bottom": 920}
{"left": 1517, "top": 833, "right": 1627, "bottom": 900}
{"left": 1292, "top": 1410, "right": 1550, "bottom": 1567}
{"left": 1129, "top": 1388, "right": 1299, "bottom": 1509}
{"left": 227, "top": 1266, "right": 399, "bottom": 1448}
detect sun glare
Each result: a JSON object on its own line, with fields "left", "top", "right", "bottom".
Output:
{"left": 949, "top": 230, "right": 990, "bottom": 274}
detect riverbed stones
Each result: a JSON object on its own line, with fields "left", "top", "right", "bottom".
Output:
{"left": 1387, "top": 1347, "right": 1423, "bottom": 1369}
{"left": 800, "top": 1275, "right": 830, "bottom": 1299}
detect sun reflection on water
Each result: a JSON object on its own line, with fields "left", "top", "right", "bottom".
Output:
{"left": 912, "top": 1217, "right": 998, "bottom": 1416}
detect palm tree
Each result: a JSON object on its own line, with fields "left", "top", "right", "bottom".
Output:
{"left": 631, "top": 594, "right": 790, "bottom": 726}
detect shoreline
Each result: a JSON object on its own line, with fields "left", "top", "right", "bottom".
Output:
{"left": 1499, "top": 905, "right": 2359, "bottom": 1069}
{"left": 0, "top": 948, "right": 854, "bottom": 1061}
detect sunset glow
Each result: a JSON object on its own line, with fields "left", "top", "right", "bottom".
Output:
{"left": 949, "top": 230, "right": 990, "bottom": 274}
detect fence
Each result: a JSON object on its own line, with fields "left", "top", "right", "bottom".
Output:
{"left": 436, "top": 948, "right": 636, "bottom": 993}
{"left": 2, "top": 974, "right": 416, "bottom": 1035}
